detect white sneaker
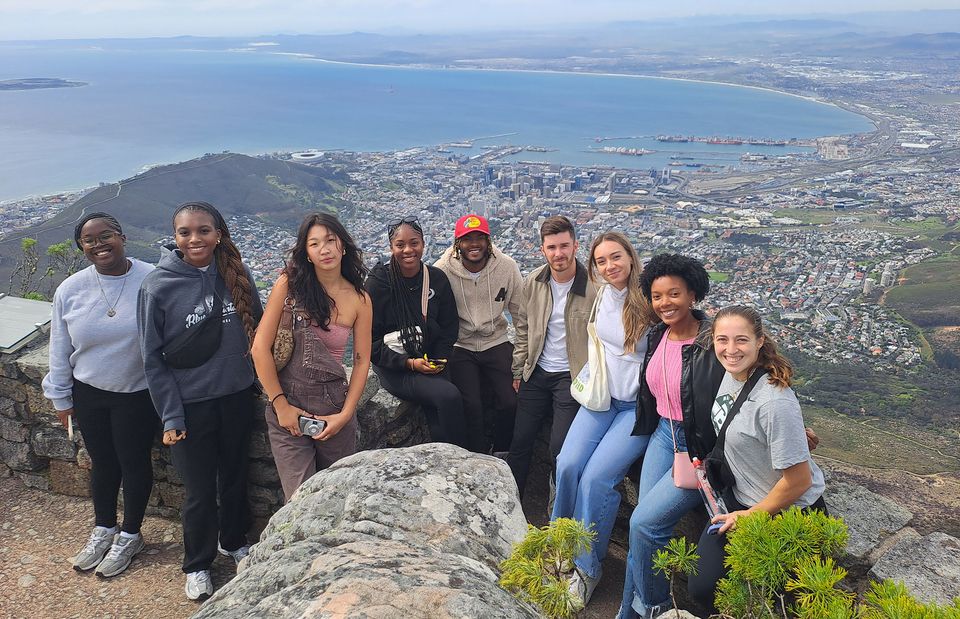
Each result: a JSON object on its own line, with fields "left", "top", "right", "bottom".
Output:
{"left": 185, "top": 570, "right": 214, "bottom": 601}
{"left": 218, "top": 543, "right": 250, "bottom": 565}
{"left": 72, "top": 527, "right": 116, "bottom": 571}
{"left": 567, "top": 566, "right": 601, "bottom": 607}
{"left": 95, "top": 533, "right": 145, "bottom": 578}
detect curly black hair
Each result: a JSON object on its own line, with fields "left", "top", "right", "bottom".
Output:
{"left": 639, "top": 253, "right": 710, "bottom": 302}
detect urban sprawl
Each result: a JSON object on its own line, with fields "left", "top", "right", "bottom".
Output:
{"left": 4, "top": 57, "right": 958, "bottom": 374}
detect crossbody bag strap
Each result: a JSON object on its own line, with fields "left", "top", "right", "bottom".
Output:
{"left": 714, "top": 370, "right": 768, "bottom": 455}
{"left": 589, "top": 285, "right": 604, "bottom": 323}
{"left": 210, "top": 274, "right": 225, "bottom": 319}
{"left": 420, "top": 264, "right": 430, "bottom": 320}
{"left": 280, "top": 297, "right": 295, "bottom": 329}
{"left": 660, "top": 328, "right": 682, "bottom": 453}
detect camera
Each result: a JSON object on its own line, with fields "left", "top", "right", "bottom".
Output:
{"left": 298, "top": 415, "right": 327, "bottom": 437}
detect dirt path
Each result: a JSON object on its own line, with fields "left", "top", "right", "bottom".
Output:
{"left": 0, "top": 476, "right": 235, "bottom": 619}
{"left": 0, "top": 469, "right": 630, "bottom": 619}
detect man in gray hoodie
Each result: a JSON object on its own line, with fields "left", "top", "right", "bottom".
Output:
{"left": 435, "top": 214, "right": 525, "bottom": 454}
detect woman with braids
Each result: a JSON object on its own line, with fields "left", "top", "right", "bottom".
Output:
{"left": 687, "top": 305, "right": 825, "bottom": 611}
{"left": 42, "top": 212, "right": 157, "bottom": 578}
{"left": 137, "top": 201, "right": 262, "bottom": 601}
{"left": 251, "top": 213, "right": 372, "bottom": 501}
{"left": 364, "top": 216, "right": 466, "bottom": 447}
{"left": 550, "top": 232, "right": 657, "bottom": 607}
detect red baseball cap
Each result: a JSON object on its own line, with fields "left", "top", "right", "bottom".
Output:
{"left": 454, "top": 214, "right": 490, "bottom": 239}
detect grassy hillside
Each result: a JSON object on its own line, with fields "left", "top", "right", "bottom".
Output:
{"left": 0, "top": 153, "right": 352, "bottom": 287}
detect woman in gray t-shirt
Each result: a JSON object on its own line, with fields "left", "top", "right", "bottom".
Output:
{"left": 688, "top": 305, "right": 825, "bottom": 610}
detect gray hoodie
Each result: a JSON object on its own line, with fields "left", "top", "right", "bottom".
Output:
{"left": 137, "top": 247, "right": 263, "bottom": 432}
{"left": 434, "top": 243, "right": 525, "bottom": 353}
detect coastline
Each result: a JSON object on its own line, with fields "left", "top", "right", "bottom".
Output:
{"left": 269, "top": 50, "right": 876, "bottom": 127}
{"left": 0, "top": 49, "right": 877, "bottom": 204}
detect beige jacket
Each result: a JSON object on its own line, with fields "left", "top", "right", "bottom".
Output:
{"left": 435, "top": 244, "right": 525, "bottom": 353}
{"left": 512, "top": 260, "right": 598, "bottom": 381}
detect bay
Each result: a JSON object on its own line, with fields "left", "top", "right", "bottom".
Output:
{"left": 0, "top": 47, "right": 874, "bottom": 202}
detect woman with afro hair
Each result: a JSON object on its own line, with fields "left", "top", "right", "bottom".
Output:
{"left": 619, "top": 253, "right": 724, "bottom": 619}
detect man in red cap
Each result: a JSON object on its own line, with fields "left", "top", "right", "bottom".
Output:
{"left": 435, "top": 214, "right": 525, "bottom": 454}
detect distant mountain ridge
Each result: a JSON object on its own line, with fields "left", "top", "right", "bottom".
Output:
{"left": 0, "top": 152, "right": 351, "bottom": 284}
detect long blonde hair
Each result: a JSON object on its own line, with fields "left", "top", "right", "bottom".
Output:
{"left": 588, "top": 232, "right": 656, "bottom": 352}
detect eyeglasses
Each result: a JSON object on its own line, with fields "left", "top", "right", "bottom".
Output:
{"left": 79, "top": 230, "right": 121, "bottom": 247}
{"left": 387, "top": 216, "right": 421, "bottom": 235}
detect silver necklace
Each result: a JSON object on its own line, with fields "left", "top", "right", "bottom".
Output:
{"left": 95, "top": 260, "right": 131, "bottom": 317}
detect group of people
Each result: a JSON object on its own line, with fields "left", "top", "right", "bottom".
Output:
{"left": 42, "top": 205, "right": 824, "bottom": 614}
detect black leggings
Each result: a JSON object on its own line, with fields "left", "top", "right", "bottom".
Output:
{"left": 172, "top": 387, "right": 255, "bottom": 573}
{"left": 373, "top": 365, "right": 466, "bottom": 448}
{"left": 688, "top": 492, "right": 828, "bottom": 611}
{"left": 72, "top": 380, "right": 159, "bottom": 534}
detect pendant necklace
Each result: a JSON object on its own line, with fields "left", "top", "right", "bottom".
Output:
{"left": 95, "top": 260, "right": 131, "bottom": 317}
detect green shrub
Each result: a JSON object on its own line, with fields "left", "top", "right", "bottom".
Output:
{"left": 499, "top": 517, "right": 595, "bottom": 619}
{"left": 655, "top": 508, "right": 960, "bottom": 619}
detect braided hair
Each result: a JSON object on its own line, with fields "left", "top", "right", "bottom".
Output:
{"left": 172, "top": 201, "right": 258, "bottom": 345}
{"left": 74, "top": 212, "right": 122, "bottom": 250}
{"left": 387, "top": 221, "right": 426, "bottom": 357}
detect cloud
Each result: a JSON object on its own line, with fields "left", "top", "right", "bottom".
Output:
{"left": 1, "top": 0, "right": 958, "bottom": 39}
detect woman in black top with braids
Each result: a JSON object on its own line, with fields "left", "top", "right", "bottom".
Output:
{"left": 364, "top": 216, "right": 466, "bottom": 447}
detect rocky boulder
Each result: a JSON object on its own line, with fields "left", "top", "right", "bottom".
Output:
{"left": 194, "top": 443, "right": 539, "bottom": 619}
{"left": 824, "top": 479, "right": 914, "bottom": 560}
{"left": 870, "top": 531, "right": 960, "bottom": 606}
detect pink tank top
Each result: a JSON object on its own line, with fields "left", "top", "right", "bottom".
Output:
{"left": 310, "top": 323, "right": 351, "bottom": 363}
{"left": 645, "top": 333, "right": 696, "bottom": 421}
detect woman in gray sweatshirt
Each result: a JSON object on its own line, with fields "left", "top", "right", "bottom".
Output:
{"left": 137, "top": 201, "right": 262, "bottom": 602}
{"left": 43, "top": 212, "right": 157, "bottom": 579}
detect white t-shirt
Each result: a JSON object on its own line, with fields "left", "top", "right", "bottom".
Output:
{"left": 595, "top": 285, "right": 647, "bottom": 401}
{"left": 537, "top": 276, "right": 574, "bottom": 373}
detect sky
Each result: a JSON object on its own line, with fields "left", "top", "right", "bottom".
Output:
{"left": 2, "top": 0, "right": 959, "bottom": 40}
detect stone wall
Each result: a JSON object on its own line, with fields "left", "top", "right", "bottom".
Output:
{"left": 0, "top": 339, "right": 431, "bottom": 532}
{"left": 3, "top": 336, "right": 958, "bottom": 606}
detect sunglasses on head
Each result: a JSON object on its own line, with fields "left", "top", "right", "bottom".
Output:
{"left": 387, "top": 216, "right": 421, "bottom": 234}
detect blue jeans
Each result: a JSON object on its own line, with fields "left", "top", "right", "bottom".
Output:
{"left": 620, "top": 416, "right": 701, "bottom": 618}
{"left": 551, "top": 399, "right": 649, "bottom": 579}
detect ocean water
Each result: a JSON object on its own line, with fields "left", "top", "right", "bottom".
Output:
{"left": 0, "top": 47, "right": 874, "bottom": 202}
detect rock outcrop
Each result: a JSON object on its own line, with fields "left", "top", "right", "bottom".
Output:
{"left": 823, "top": 473, "right": 960, "bottom": 606}
{"left": 194, "top": 443, "right": 539, "bottom": 619}
{"left": 869, "top": 531, "right": 960, "bottom": 606}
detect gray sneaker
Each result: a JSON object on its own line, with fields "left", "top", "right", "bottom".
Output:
{"left": 218, "top": 543, "right": 250, "bottom": 565}
{"left": 185, "top": 569, "right": 214, "bottom": 601}
{"left": 72, "top": 527, "right": 116, "bottom": 571}
{"left": 94, "top": 533, "right": 145, "bottom": 578}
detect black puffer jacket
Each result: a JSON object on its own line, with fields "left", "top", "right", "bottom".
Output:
{"left": 631, "top": 310, "right": 725, "bottom": 461}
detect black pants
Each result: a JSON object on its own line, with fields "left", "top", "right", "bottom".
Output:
{"left": 72, "top": 381, "right": 158, "bottom": 534}
{"left": 171, "top": 387, "right": 254, "bottom": 573}
{"left": 374, "top": 365, "right": 466, "bottom": 448}
{"left": 447, "top": 342, "right": 517, "bottom": 454}
{"left": 688, "top": 492, "right": 829, "bottom": 611}
{"left": 507, "top": 366, "right": 580, "bottom": 498}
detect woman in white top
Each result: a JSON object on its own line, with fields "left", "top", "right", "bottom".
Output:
{"left": 42, "top": 212, "right": 157, "bottom": 579}
{"left": 551, "top": 231, "right": 656, "bottom": 606}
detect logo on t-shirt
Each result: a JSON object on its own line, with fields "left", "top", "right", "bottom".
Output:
{"left": 711, "top": 393, "right": 735, "bottom": 434}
